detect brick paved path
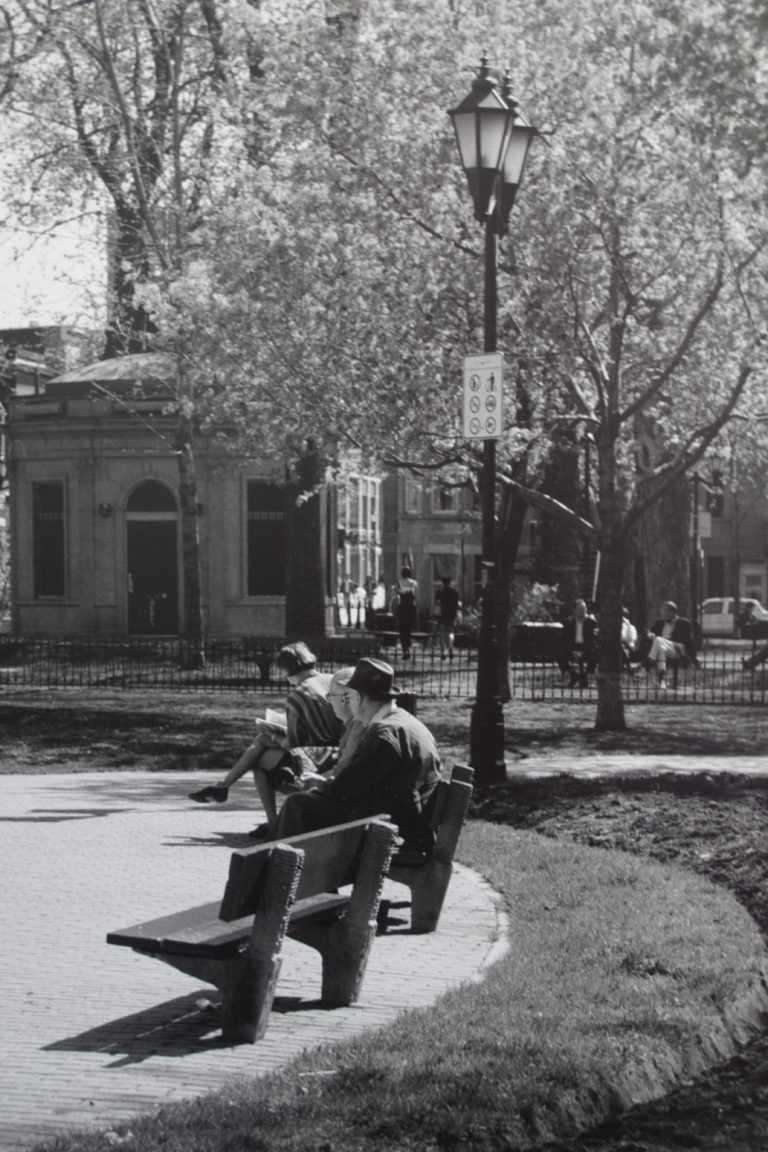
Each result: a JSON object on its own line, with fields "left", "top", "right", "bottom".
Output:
{"left": 0, "top": 773, "right": 504, "bottom": 1151}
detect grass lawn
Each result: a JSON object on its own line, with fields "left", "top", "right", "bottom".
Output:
{"left": 2, "top": 688, "right": 766, "bottom": 1152}
{"left": 0, "top": 687, "right": 765, "bottom": 774}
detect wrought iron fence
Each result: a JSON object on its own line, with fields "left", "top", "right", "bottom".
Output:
{"left": 0, "top": 633, "right": 765, "bottom": 704}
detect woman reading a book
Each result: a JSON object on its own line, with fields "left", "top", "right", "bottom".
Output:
{"left": 189, "top": 642, "right": 342, "bottom": 836}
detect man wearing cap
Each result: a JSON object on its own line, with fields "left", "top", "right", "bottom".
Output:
{"left": 188, "top": 642, "right": 341, "bottom": 832}
{"left": 644, "top": 601, "right": 697, "bottom": 686}
{"left": 263, "top": 657, "right": 442, "bottom": 852}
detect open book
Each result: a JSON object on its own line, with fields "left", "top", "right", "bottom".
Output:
{"left": 254, "top": 707, "right": 288, "bottom": 736}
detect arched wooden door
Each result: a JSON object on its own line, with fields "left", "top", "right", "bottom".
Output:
{"left": 126, "top": 481, "right": 179, "bottom": 634}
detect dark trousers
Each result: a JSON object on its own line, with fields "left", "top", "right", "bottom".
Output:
{"left": 269, "top": 791, "right": 360, "bottom": 840}
{"left": 559, "top": 645, "right": 595, "bottom": 678}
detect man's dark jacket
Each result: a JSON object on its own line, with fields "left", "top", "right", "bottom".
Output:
{"left": 649, "top": 615, "right": 696, "bottom": 662}
{"left": 558, "top": 615, "right": 598, "bottom": 671}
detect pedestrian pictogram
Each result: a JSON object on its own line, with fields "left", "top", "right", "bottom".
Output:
{"left": 462, "top": 354, "right": 503, "bottom": 440}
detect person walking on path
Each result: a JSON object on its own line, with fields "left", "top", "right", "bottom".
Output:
{"left": 394, "top": 566, "right": 419, "bottom": 659}
{"left": 188, "top": 642, "right": 341, "bottom": 833}
{"left": 434, "top": 576, "right": 461, "bottom": 658}
{"left": 263, "top": 657, "right": 442, "bottom": 852}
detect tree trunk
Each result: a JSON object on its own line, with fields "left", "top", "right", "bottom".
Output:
{"left": 594, "top": 539, "right": 626, "bottom": 731}
{"left": 593, "top": 421, "right": 626, "bottom": 732}
{"left": 103, "top": 204, "right": 157, "bottom": 358}
{"left": 631, "top": 473, "right": 691, "bottom": 622}
{"left": 176, "top": 410, "right": 205, "bottom": 670}
{"left": 285, "top": 440, "right": 332, "bottom": 639}
{"left": 495, "top": 485, "right": 527, "bottom": 702}
{"left": 535, "top": 440, "right": 583, "bottom": 607}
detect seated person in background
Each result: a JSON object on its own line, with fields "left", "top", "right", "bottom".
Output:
{"left": 558, "top": 598, "right": 598, "bottom": 687}
{"left": 188, "top": 642, "right": 341, "bottom": 832}
{"left": 621, "top": 606, "right": 638, "bottom": 669}
{"left": 263, "top": 657, "right": 442, "bottom": 853}
{"left": 743, "top": 641, "right": 768, "bottom": 671}
{"left": 643, "top": 600, "right": 697, "bottom": 686}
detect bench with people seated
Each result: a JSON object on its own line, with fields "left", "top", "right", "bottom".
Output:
{"left": 380, "top": 764, "right": 474, "bottom": 934}
{"left": 107, "top": 817, "right": 397, "bottom": 1044}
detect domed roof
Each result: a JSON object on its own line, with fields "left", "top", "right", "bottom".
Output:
{"left": 47, "top": 352, "right": 177, "bottom": 395}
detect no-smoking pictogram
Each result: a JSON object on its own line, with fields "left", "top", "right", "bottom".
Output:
{"left": 462, "top": 353, "right": 504, "bottom": 440}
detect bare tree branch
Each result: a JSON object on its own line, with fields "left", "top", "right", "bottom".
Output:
{"left": 624, "top": 362, "right": 753, "bottom": 531}
{"left": 619, "top": 263, "right": 725, "bottom": 424}
{"left": 92, "top": 0, "right": 169, "bottom": 268}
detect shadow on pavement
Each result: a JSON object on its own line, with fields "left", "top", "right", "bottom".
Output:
{"left": 0, "top": 807, "right": 132, "bottom": 823}
{"left": 43, "top": 991, "right": 336, "bottom": 1063}
{"left": 43, "top": 992, "right": 227, "bottom": 1063}
{"left": 37, "top": 774, "right": 258, "bottom": 812}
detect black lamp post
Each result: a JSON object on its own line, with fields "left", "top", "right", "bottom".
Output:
{"left": 449, "top": 58, "right": 536, "bottom": 786}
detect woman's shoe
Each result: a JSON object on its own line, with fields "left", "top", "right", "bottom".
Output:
{"left": 188, "top": 785, "right": 229, "bottom": 804}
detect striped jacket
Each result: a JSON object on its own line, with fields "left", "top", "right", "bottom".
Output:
{"left": 285, "top": 670, "right": 342, "bottom": 749}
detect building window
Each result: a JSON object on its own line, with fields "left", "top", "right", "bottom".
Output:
{"left": 247, "top": 481, "right": 285, "bottom": 595}
{"left": 404, "top": 478, "right": 421, "bottom": 514}
{"left": 127, "top": 480, "right": 177, "bottom": 512}
{"left": 33, "top": 481, "right": 65, "bottom": 596}
{"left": 432, "top": 482, "right": 460, "bottom": 514}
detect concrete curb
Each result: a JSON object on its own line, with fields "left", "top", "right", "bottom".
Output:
{"left": 505, "top": 754, "right": 768, "bottom": 778}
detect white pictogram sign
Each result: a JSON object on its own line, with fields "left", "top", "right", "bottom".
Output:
{"left": 462, "top": 353, "right": 503, "bottom": 440}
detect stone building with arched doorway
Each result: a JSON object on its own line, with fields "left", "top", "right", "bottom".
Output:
{"left": 6, "top": 354, "right": 338, "bottom": 637}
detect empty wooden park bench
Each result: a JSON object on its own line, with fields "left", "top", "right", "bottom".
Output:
{"left": 107, "top": 817, "right": 397, "bottom": 1044}
{"left": 381, "top": 764, "right": 474, "bottom": 934}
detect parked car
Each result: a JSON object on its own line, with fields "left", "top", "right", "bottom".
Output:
{"left": 700, "top": 597, "right": 768, "bottom": 637}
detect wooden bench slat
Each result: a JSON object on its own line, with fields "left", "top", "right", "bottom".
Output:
{"left": 108, "top": 894, "right": 352, "bottom": 960}
{"left": 107, "top": 817, "right": 397, "bottom": 1042}
{"left": 220, "top": 818, "right": 381, "bottom": 921}
{"left": 289, "top": 892, "right": 350, "bottom": 925}
{"left": 106, "top": 901, "right": 222, "bottom": 950}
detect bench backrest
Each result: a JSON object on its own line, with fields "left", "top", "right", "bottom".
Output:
{"left": 451, "top": 763, "right": 475, "bottom": 785}
{"left": 432, "top": 777, "right": 473, "bottom": 865}
{"left": 424, "top": 763, "right": 474, "bottom": 831}
{"left": 219, "top": 817, "right": 392, "bottom": 922}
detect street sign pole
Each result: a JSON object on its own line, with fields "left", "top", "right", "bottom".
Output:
{"left": 463, "top": 236, "right": 507, "bottom": 786}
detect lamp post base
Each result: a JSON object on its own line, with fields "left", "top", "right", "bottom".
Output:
{"left": 469, "top": 694, "right": 507, "bottom": 786}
